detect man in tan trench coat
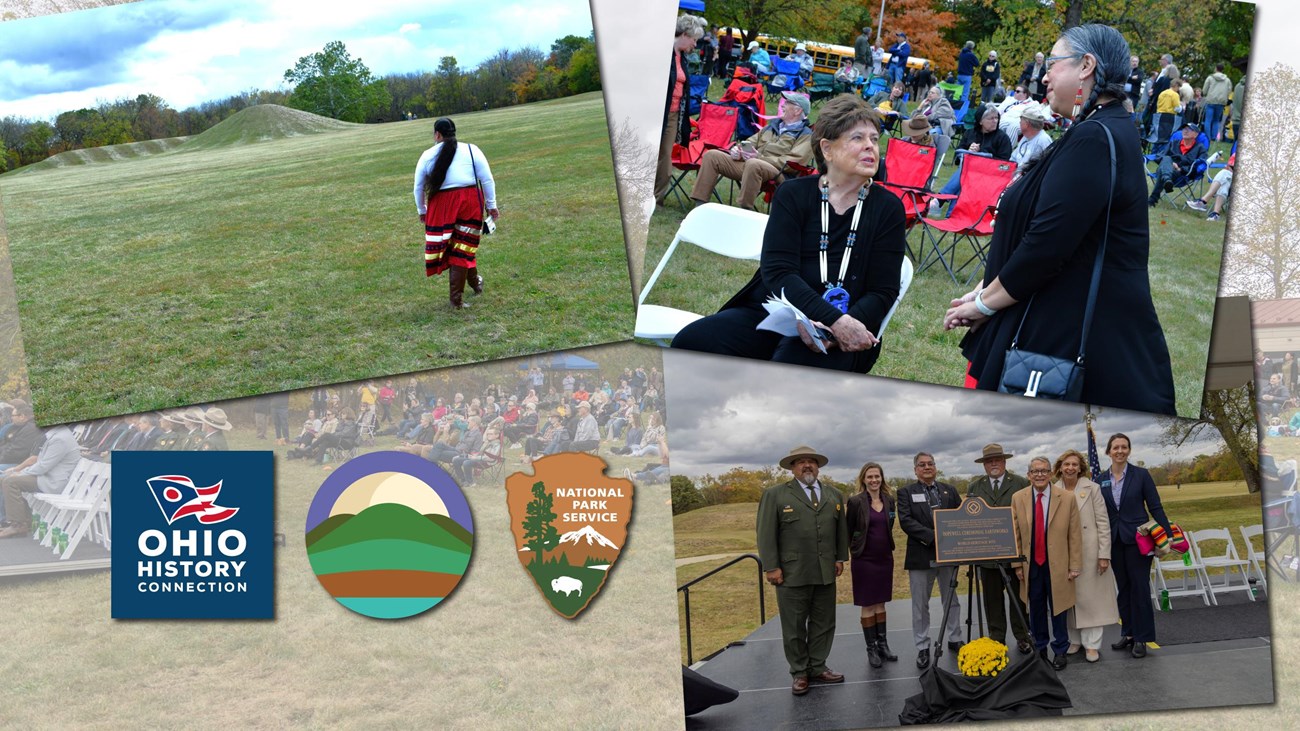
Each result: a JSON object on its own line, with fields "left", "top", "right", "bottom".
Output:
{"left": 1012, "top": 456, "right": 1082, "bottom": 671}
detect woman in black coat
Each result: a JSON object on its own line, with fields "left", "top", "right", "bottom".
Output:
{"left": 654, "top": 15, "right": 706, "bottom": 205}
{"left": 846, "top": 462, "right": 899, "bottom": 667}
{"left": 944, "top": 24, "right": 1176, "bottom": 414}
{"left": 672, "top": 95, "right": 905, "bottom": 374}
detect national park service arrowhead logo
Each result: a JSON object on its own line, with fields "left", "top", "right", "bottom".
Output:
{"left": 505, "top": 452, "right": 633, "bottom": 619}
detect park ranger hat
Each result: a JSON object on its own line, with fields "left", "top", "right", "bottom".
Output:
{"left": 974, "top": 443, "right": 1014, "bottom": 463}
{"left": 780, "top": 445, "right": 828, "bottom": 470}
{"left": 199, "top": 407, "right": 233, "bottom": 431}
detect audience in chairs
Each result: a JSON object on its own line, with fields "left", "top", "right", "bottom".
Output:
{"left": 689, "top": 90, "right": 814, "bottom": 211}
{"left": 0, "top": 424, "right": 81, "bottom": 538}
{"left": 1148, "top": 122, "right": 1207, "bottom": 208}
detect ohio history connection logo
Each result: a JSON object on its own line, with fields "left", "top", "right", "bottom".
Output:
{"left": 111, "top": 451, "right": 274, "bottom": 619}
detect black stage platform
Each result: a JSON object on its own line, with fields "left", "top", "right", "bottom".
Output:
{"left": 686, "top": 596, "right": 1274, "bottom": 729}
{"left": 0, "top": 534, "right": 110, "bottom": 577}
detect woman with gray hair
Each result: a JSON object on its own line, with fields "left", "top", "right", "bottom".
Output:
{"left": 655, "top": 14, "right": 708, "bottom": 205}
{"left": 943, "top": 24, "right": 1175, "bottom": 414}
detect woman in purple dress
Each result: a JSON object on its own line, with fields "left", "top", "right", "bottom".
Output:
{"left": 846, "top": 461, "right": 898, "bottom": 668}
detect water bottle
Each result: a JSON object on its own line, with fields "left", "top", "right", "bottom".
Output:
{"left": 57, "top": 531, "right": 68, "bottom": 554}
{"left": 1182, "top": 550, "right": 1192, "bottom": 566}
{"left": 1159, "top": 589, "right": 1171, "bottom": 611}
{"left": 1249, "top": 578, "right": 1258, "bottom": 599}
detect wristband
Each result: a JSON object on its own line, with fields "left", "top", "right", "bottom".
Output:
{"left": 974, "top": 290, "right": 997, "bottom": 317}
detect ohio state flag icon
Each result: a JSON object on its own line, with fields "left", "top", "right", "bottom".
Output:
{"left": 147, "top": 475, "right": 239, "bottom": 525}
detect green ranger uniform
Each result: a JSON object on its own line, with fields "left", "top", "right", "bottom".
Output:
{"left": 756, "top": 479, "right": 849, "bottom": 678}
{"left": 966, "top": 471, "right": 1031, "bottom": 645}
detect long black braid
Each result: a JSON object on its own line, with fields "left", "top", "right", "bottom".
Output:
{"left": 424, "top": 117, "right": 459, "bottom": 200}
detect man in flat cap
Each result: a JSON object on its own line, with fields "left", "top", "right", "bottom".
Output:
{"left": 757, "top": 445, "right": 849, "bottom": 695}
{"left": 966, "top": 443, "right": 1032, "bottom": 655}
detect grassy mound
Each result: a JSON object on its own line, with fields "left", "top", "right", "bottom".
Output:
{"left": 181, "top": 104, "right": 359, "bottom": 151}
{"left": 10, "top": 136, "right": 190, "bottom": 174}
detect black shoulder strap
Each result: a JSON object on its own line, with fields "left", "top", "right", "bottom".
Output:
{"left": 1009, "top": 118, "right": 1117, "bottom": 366}
{"left": 467, "top": 143, "right": 485, "bottom": 211}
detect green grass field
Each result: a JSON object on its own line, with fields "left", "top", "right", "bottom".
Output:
{"left": 0, "top": 401, "right": 681, "bottom": 728}
{"left": 1, "top": 94, "right": 633, "bottom": 424}
{"left": 644, "top": 87, "right": 1227, "bottom": 418}
{"left": 674, "top": 480, "right": 1262, "bottom": 665}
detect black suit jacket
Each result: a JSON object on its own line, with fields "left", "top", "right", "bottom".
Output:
{"left": 846, "top": 491, "right": 896, "bottom": 558}
{"left": 1099, "top": 464, "right": 1170, "bottom": 546}
{"left": 896, "top": 480, "right": 961, "bottom": 570}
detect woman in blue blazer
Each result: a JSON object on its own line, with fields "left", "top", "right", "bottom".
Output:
{"left": 1099, "top": 433, "right": 1171, "bottom": 658}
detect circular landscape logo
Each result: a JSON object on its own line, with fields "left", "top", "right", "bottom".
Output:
{"left": 305, "top": 451, "right": 474, "bottom": 619}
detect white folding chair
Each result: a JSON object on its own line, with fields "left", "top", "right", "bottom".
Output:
{"left": 877, "top": 257, "right": 914, "bottom": 340}
{"left": 1191, "top": 527, "right": 1254, "bottom": 601}
{"left": 27, "top": 457, "right": 95, "bottom": 526}
{"left": 1151, "top": 532, "right": 1216, "bottom": 607}
{"left": 635, "top": 203, "right": 768, "bottom": 344}
{"left": 35, "top": 461, "right": 111, "bottom": 559}
{"left": 1240, "top": 524, "right": 1268, "bottom": 597}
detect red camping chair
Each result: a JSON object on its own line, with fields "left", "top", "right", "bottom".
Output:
{"left": 720, "top": 72, "right": 767, "bottom": 139}
{"left": 757, "top": 160, "right": 817, "bottom": 210}
{"left": 914, "top": 154, "right": 1017, "bottom": 285}
{"left": 878, "top": 138, "right": 944, "bottom": 239}
{"left": 667, "top": 102, "right": 740, "bottom": 208}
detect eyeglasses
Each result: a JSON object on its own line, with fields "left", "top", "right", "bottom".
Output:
{"left": 915, "top": 461, "right": 935, "bottom": 468}
{"left": 1044, "top": 53, "right": 1083, "bottom": 71}
{"left": 1028, "top": 468, "right": 1052, "bottom": 475}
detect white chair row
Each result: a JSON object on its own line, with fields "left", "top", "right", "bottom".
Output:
{"left": 24, "top": 457, "right": 112, "bottom": 560}
{"left": 1150, "top": 526, "right": 1264, "bottom": 608}
{"left": 635, "top": 203, "right": 915, "bottom": 346}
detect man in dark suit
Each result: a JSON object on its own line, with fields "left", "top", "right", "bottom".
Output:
{"left": 966, "top": 443, "right": 1032, "bottom": 654}
{"left": 757, "top": 445, "right": 849, "bottom": 695}
{"left": 897, "top": 451, "right": 963, "bottom": 669}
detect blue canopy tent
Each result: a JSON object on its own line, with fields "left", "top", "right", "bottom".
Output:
{"left": 679, "top": 0, "right": 705, "bottom": 11}
{"left": 518, "top": 354, "right": 600, "bottom": 371}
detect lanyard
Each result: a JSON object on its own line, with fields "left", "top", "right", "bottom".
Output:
{"left": 818, "top": 180, "right": 868, "bottom": 289}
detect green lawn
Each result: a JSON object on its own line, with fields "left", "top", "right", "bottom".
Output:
{"left": 645, "top": 86, "right": 1229, "bottom": 418}
{"left": 674, "top": 479, "right": 1264, "bottom": 665}
{"left": 0, "top": 395, "right": 680, "bottom": 728}
{"left": 2, "top": 93, "right": 632, "bottom": 424}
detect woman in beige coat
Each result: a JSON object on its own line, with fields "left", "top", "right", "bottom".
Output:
{"left": 1055, "top": 449, "right": 1119, "bottom": 663}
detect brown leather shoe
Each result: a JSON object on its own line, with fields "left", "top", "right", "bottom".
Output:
{"left": 468, "top": 268, "right": 484, "bottom": 295}
{"left": 809, "top": 670, "right": 844, "bottom": 684}
{"left": 791, "top": 676, "right": 809, "bottom": 695}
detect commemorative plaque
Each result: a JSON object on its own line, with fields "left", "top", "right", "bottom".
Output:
{"left": 933, "top": 497, "right": 1021, "bottom": 565}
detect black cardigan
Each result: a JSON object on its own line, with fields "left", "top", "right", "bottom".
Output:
{"left": 662, "top": 50, "right": 692, "bottom": 148}
{"left": 960, "top": 101, "right": 1176, "bottom": 414}
{"left": 722, "top": 175, "right": 906, "bottom": 336}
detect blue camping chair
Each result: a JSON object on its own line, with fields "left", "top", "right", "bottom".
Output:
{"left": 686, "top": 74, "right": 712, "bottom": 117}
{"left": 1147, "top": 156, "right": 1210, "bottom": 209}
{"left": 765, "top": 57, "right": 805, "bottom": 99}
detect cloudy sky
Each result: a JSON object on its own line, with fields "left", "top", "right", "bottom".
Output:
{"left": 0, "top": 0, "right": 595, "bottom": 120}
{"left": 662, "top": 351, "right": 1229, "bottom": 484}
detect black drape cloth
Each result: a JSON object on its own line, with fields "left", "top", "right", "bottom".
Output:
{"left": 898, "top": 653, "right": 1071, "bottom": 724}
{"left": 682, "top": 666, "right": 739, "bottom": 716}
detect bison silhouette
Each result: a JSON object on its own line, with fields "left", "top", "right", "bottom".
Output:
{"left": 551, "top": 575, "right": 583, "bottom": 597}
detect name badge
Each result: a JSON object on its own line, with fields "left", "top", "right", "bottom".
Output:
{"left": 911, "top": 493, "right": 927, "bottom": 503}
{"left": 782, "top": 505, "right": 794, "bottom": 513}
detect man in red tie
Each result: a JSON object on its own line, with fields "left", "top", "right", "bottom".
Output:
{"left": 1012, "top": 456, "right": 1082, "bottom": 670}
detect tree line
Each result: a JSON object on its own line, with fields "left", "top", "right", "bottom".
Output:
{"left": 0, "top": 34, "right": 599, "bottom": 173}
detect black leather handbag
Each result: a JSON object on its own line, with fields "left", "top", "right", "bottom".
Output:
{"left": 998, "top": 120, "right": 1117, "bottom": 400}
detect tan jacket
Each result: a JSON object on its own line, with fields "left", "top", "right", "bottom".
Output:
{"left": 1012, "top": 485, "right": 1082, "bottom": 615}
{"left": 747, "top": 121, "right": 814, "bottom": 171}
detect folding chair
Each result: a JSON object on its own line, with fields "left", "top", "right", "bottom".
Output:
{"left": 1240, "top": 524, "right": 1269, "bottom": 596}
{"left": 756, "top": 160, "right": 816, "bottom": 212}
{"left": 913, "top": 154, "right": 1017, "bottom": 284}
{"left": 1151, "top": 532, "right": 1216, "bottom": 607}
{"left": 765, "top": 57, "right": 805, "bottom": 99}
{"left": 471, "top": 434, "right": 507, "bottom": 485}
{"left": 32, "top": 460, "right": 112, "bottom": 559}
{"left": 877, "top": 138, "right": 945, "bottom": 235}
{"left": 937, "top": 80, "right": 964, "bottom": 102}
{"left": 1147, "top": 157, "right": 1209, "bottom": 209}
{"left": 877, "top": 257, "right": 914, "bottom": 340}
{"left": 667, "top": 102, "right": 740, "bottom": 208}
{"left": 356, "top": 407, "right": 378, "bottom": 446}
{"left": 686, "top": 74, "right": 712, "bottom": 117}
{"left": 635, "top": 203, "right": 768, "bottom": 344}
{"left": 1191, "top": 527, "right": 1255, "bottom": 601}
{"left": 808, "top": 72, "right": 836, "bottom": 106}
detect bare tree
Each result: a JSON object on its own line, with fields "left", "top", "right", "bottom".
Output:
{"left": 1158, "top": 383, "right": 1259, "bottom": 493}
{"left": 610, "top": 117, "right": 657, "bottom": 298}
{"left": 1222, "top": 64, "right": 1300, "bottom": 299}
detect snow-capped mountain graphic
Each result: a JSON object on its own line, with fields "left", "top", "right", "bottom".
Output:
{"left": 558, "top": 525, "right": 620, "bottom": 551}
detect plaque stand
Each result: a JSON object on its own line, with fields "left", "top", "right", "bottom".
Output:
{"left": 932, "top": 558, "right": 1030, "bottom": 665}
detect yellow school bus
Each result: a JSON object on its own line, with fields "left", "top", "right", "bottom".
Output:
{"left": 719, "top": 30, "right": 930, "bottom": 76}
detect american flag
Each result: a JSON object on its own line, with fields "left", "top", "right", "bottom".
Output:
{"left": 147, "top": 475, "right": 238, "bottom": 525}
{"left": 1086, "top": 410, "right": 1103, "bottom": 479}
